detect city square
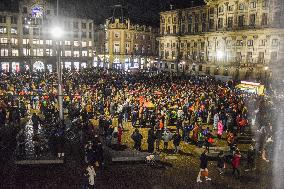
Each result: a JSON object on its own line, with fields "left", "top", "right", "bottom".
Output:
{"left": 0, "top": 0, "right": 284, "bottom": 189}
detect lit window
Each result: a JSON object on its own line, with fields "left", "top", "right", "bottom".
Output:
{"left": 46, "top": 40, "right": 52, "bottom": 45}
{"left": 0, "top": 49, "right": 9, "bottom": 56}
{"left": 82, "top": 41, "right": 87, "bottom": 47}
{"left": 10, "top": 38, "right": 18, "bottom": 45}
{"left": 82, "top": 50, "right": 88, "bottom": 57}
{"left": 88, "top": 50, "right": 92, "bottom": 57}
{"left": 65, "top": 41, "right": 71, "bottom": 45}
{"left": 46, "top": 49, "right": 52, "bottom": 56}
{"left": 11, "top": 27, "right": 17, "bottom": 34}
{"left": 23, "top": 48, "right": 30, "bottom": 56}
{"left": 23, "top": 39, "right": 29, "bottom": 44}
{"left": 74, "top": 51, "right": 80, "bottom": 57}
{"left": 74, "top": 41, "right": 80, "bottom": 46}
{"left": 12, "top": 49, "right": 19, "bottom": 56}
{"left": 0, "top": 26, "right": 7, "bottom": 34}
{"left": 33, "top": 49, "right": 43, "bottom": 56}
{"left": 65, "top": 50, "right": 71, "bottom": 56}
{"left": 114, "top": 42, "right": 120, "bottom": 53}
{"left": 33, "top": 39, "right": 39, "bottom": 44}
{"left": 88, "top": 41, "right": 92, "bottom": 47}
{"left": 0, "top": 38, "right": 8, "bottom": 44}
{"left": 247, "top": 40, "right": 254, "bottom": 46}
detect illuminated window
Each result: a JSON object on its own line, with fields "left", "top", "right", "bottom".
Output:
{"left": 23, "top": 48, "right": 30, "bottom": 56}
{"left": 239, "top": 3, "right": 244, "bottom": 10}
{"left": 82, "top": 41, "right": 87, "bottom": 47}
{"left": 247, "top": 40, "right": 254, "bottom": 46}
{"left": 74, "top": 51, "right": 80, "bottom": 57}
{"left": 0, "top": 38, "right": 8, "bottom": 44}
{"left": 65, "top": 41, "right": 71, "bottom": 45}
{"left": 46, "top": 49, "right": 52, "bottom": 56}
{"left": 0, "top": 26, "right": 7, "bottom": 34}
{"left": 12, "top": 49, "right": 19, "bottom": 56}
{"left": 11, "top": 27, "right": 17, "bottom": 34}
{"left": 88, "top": 50, "right": 92, "bottom": 57}
{"left": 0, "top": 49, "right": 9, "bottom": 56}
{"left": 88, "top": 41, "right": 92, "bottom": 46}
{"left": 46, "top": 40, "right": 52, "bottom": 45}
{"left": 82, "top": 50, "right": 88, "bottom": 57}
{"left": 114, "top": 42, "right": 120, "bottom": 53}
{"left": 74, "top": 41, "right": 80, "bottom": 46}
{"left": 250, "top": 1, "right": 256, "bottom": 9}
{"left": 23, "top": 39, "right": 29, "bottom": 44}
{"left": 65, "top": 50, "right": 71, "bottom": 56}
{"left": 10, "top": 38, "right": 18, "bottom": 45}
{"left": 33, "top": 48, "right": 43, "bottom": 56}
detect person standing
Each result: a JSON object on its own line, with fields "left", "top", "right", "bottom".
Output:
{"left": 217, "top": 120, "right": 224, "bottom": 139}
{"left": 217, "top": 150, "right": 225, "bottom": 174}
{"left": 245, "top": 144, "right": 256, "bottom": 171}
{"left": 31, "top": 113, "right": 40, "bottom": 134}
{"left": 172, "top": 131, "right": 182, "bottom": 154}
{"left": 86, "top": 164, "right": 96, "bottom": 189}
{"left": 131, "top": 128, "right": 143, "bottom": 151}
{"left": 213, "top": 112, "right": 219, "bottom": 130}
{"left": 232, "top": 149, "right": 241, "bottom": 179}
{"left": 197, "top": 149, "right": 211, "bottom": 183}
{"left": 147, "top": 127, "right": 156, "bottom": 153}
{"left": 155, "top": 129, "right": 162, "bottom": 151}
{"left": 117, "top": 125, "right": 123, "bottom": 145}
{"left": 162, "top": 129, "right": 172, "bottom": 152}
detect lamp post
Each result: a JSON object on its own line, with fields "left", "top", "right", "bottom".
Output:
{"left": 51, "top": 26, "right": 64, "bottom": 121}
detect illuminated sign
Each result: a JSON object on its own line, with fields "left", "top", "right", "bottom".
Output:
{"left": 31, "top": 6, "right": 43, "bottom": 18}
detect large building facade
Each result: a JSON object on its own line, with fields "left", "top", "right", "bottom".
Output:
{"left": 0, "top": 0, "right": 95, "bottom": 72}
{"left": 94, "top": 9, "right": 158, "bottom": 70}
{"left": 158, "top": 0, "right": 284, "bottom": 80}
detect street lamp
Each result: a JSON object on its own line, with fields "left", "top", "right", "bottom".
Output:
{"left": 51, "top": 26, "right": 64, "bottom": 121}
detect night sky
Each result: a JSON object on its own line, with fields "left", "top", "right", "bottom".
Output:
{"left": 1, "top": 0, "right": 205, "bottom": 26}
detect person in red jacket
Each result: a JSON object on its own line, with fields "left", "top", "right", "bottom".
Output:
{"left": 117, "top": 124, "right": 123, "bottom": 145}
{"left": 232, "top": 149, "right": 241, "bottom": 179}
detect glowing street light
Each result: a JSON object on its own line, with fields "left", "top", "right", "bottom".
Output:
{"left": 51, "top": 26, "right": 64, "bottom": 39}
{"left": 51, "top": 25, "right": 64, "bottom": 121}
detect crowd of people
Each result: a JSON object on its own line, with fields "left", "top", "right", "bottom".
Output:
{"left": 0, "top": 68, "right": 277, "bottom": 187}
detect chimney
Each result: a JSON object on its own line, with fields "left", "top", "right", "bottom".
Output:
{"left": 170, "top": 4, "right": 174, "bottom": 10}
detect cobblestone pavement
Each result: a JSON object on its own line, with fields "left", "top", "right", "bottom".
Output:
{"left": 0, "top": 119, "right": 273, "bottom": 189}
